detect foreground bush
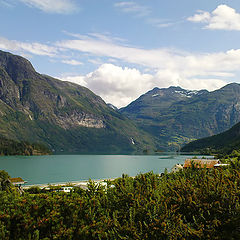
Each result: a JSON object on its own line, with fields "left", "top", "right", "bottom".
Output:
{"left": 0, "top": 163, "right": 239, "bottom": 239}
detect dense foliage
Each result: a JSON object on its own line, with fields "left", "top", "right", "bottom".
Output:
{"left": 0, "top": 136, "right": 51, "bottom": 156}
{"left": 181, "top": 120, "right": 240, "bottom": 155}
{"left": 0, "top": 161, "right": 239, "bottom": 239}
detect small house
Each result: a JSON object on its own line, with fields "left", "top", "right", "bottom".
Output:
{"left": 61, "top": 186, "right": 73, "bottom": 193}
{"left": 213, "top": 163, "right": 229, "bottom": 168}
{"left": 10, "top": 177, "right": 27, "bottom": 186}
{"left": 171, "top": 164, "right": 183, "bottom": 173}
{"left": 183, "top": 159, "right": 221, "bottom": 169}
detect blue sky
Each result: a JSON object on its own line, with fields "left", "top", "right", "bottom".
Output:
{"left": 1, "top": 0, "right": 240, "bottom": 107}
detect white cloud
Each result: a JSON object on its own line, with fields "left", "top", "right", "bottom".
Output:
{"left": 0, "top": 33, "right": 239, "bottom": 108}
{"left": 187, "top": 10, "right": 210, "bottom": 23}
{"left": 56, "top": 34, "right": 240, "bottom": 75}
{"left": 61, "top": 75, "right": 87, "bottom": 86}
{"left": 19, "top": 0, "right": 77, "bottom": 14}
{"left": 188, "top": 5, "right": 240, "bottom": 31}
{"left": 60, "top": 64, "right": 154, "bottom": 107}
{"left": 114, "top": 1, "right": 151, "bottom": 17}
{"left": 59, "top": 63, "right": 227, "bottom": 108}
{"left": 153, "top": 69, "right": 226, "bottom": 92}
{"left": 0, "top": 36, "right": 57, "bottom": 56}
{"left": 56, "top": 34, "right": 240, "bottom": 107}
{"left": 62, "top": 59, "right": 83, "bottom": 65}
{"left": 56, "top": 37, "right": 177, "bottom": 69}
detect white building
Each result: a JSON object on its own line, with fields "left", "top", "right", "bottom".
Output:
{"left": 171, "top": 164, "right": 183, "bottom": 173}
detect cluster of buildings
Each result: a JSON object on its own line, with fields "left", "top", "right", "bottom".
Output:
{"left": 171, "top": 159, "right": 229, "bottom": 173}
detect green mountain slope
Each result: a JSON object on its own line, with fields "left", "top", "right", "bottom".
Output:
{"left": 0, "top": 136, "right": 51, "bottom": 155}
{"left": 120, "top": 84, "right": 240, "bottom": 150}
{"left": 0, "top": 50, "right": 155, "bottom": 154}
{"left": 181, "top": 121, "right": 240, "bottom": 154}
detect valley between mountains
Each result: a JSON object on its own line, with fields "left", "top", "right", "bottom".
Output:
{"left": 1, "top": 50, "right": 240, "bottom": 154}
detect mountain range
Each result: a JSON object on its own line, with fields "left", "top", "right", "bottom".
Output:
{"left": 0, "top": 50, "right": 155, "bottom": 154}
{"left": 120, "top": 84, "right": 240, "bottom": 151}
{"left": 1, "top": 50, "right": 240, "bottom": 153}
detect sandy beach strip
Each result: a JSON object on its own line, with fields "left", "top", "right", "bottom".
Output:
{"left": 22, "top": 178, "right": 117, "bottom": 189}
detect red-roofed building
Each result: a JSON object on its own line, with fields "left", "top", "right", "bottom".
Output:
{"left": 183, "top": 159, "right": 221, "bottom": 169}
{"left": 10, "top": 177, "right": 26, "bottom": 186}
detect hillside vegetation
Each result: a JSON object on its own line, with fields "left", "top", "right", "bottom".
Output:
{"left": 181, "top": 121, "right": 240, "bottom": 156}
{"left": 0, "top": 136, "right": 51, "bottom": 155}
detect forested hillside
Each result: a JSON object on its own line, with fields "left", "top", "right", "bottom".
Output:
{"left": 181, "top": 121, "right": 240, "bottom": 155}
{"left": 0, "top": 136, "right": 51, "bottom": 155}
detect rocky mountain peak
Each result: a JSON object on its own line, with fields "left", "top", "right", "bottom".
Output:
{"left": 0, "top": 50, "right": 36, "bottom": 83}
{"left": 145, "top": 86, "right": 208, "bottom": 99}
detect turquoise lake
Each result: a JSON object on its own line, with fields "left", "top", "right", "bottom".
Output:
{"left": 0, "top": 154, "right": 202, "bottom": 185}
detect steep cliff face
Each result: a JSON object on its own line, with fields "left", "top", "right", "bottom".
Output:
{"left": 0, "top": 51, "right": 155, "bottom": 153}
{"left": 120, "top": 84, "right": 240, "bottom": 150}
{"left": 0, "top": 57, "right": 106, "bottom": 130}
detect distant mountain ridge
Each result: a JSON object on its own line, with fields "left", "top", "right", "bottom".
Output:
{"left": 181, "top": 121, "right": 240, "bottom": 154}
{"left": 0, "top": 50, "right": 155, "bottom": 154}
{"left": 120, "top": 84, "right": 240, "bottom": 150}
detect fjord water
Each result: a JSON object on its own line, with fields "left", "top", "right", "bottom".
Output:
{"left": 0, "top": 154, "right": 198, "bottom": 185}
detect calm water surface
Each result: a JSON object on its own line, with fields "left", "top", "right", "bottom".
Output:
{"left": 0, "top": 154, "right": 200, "bottom": 185}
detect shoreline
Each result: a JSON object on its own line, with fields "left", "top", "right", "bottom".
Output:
{"left": 22, "top": 178, "right": 117, "bottom": 189}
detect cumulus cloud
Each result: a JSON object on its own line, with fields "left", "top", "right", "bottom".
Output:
{"left": 59, "top": 63, "right": 227, "bottom": 108}
{"left": 61, "top": 75, "right": 87, "bottom": 86}
{"left": 188, "top": 5, "right": 240, "bottom": 30}
{"left": 19, "top": 0, "right": 78, "bottom": 14}
{"left": 188, "top": 10, "right": 210, "bottom": 23}
{"left": 60, "top": 64, "right": 154, "bottom": 107}
{"left": 0, "top": 36, "right": 57, "bottom": 56}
